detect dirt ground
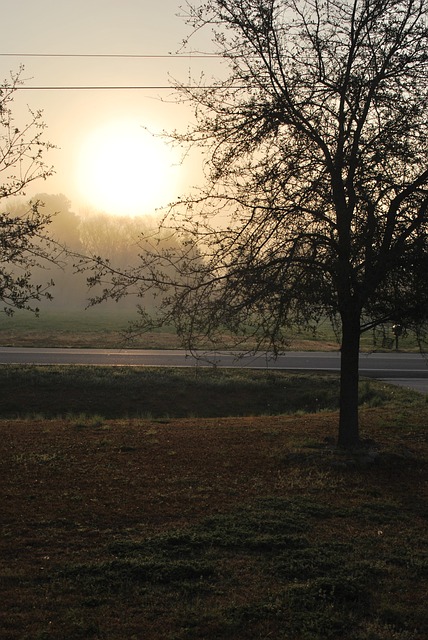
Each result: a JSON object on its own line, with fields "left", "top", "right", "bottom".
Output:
{"left": 1, "top": 415, "right": 328, "bottom": 534}
{"left": 1, "top": 411, "right": 427, "bottom": 639}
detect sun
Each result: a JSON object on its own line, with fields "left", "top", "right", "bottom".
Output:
{"left": 75, "top": 119, "right": 181, "bottom": 216}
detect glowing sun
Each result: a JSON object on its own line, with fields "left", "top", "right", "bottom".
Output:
{"left": 76, "top": 120, "right": 181, "bottom": 216}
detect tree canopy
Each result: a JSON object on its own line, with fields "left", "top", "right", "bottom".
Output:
{"left": 0, "top": 69, "right": 61, "bottom": 314}
{"left": 88, "top": 0, "right": 428, "bottom": 447}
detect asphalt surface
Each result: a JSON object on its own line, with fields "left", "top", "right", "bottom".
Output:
{"left": 1, "top": 347, "right": 427, "bottom": 393}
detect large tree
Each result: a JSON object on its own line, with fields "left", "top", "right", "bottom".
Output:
{"left": 88, "top": 0, "right": 428, "bottom": 447}
{"left": 0, "top": 69, "right": 60, "bottom": 314}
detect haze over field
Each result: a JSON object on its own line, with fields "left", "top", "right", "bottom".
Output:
{"left": 0, "top": 193, "right": 184, "bottom": 312}
{"left": 0, "top": 1, "right": 221, "bottom": 312}
{"left": 1, "top": 0, "right": 217, "bottom": 218}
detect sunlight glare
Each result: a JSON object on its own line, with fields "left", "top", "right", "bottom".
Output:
{"left": 75, "top": 120, "right": 181, "bottom": 216}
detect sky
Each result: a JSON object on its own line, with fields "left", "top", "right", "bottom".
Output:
{"left": 1, "top": 0, "right": 220, "bottom": 217}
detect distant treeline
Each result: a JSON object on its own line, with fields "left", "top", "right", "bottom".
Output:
{"left": 2, "top": 193, "right": 179, "bottom": 313}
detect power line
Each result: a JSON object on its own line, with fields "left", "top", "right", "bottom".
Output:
{"left": 0, "top": 53, "right": 221, "bottom": 59}
{"left": 17, "top": 86, "right": 176, "bottom": 90}
{"left": 15, "top": 85, "right": 219, "bottom": 90}
{"left": 1, "top": 52, "right": 227, "bottom": 90}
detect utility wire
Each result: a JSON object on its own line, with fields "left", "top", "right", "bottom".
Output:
{"left": 15, "top": 86, "right": 221, "bottom": 90}
{"left": 1, "top": 52, "right": 226, "bottom": 90}
{"left": 0, "top": 53, "right": 221, "bottom": 58}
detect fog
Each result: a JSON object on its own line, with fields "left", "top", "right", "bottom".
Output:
{"left": 1, "top": 192, "right": 175, "bottom": 314}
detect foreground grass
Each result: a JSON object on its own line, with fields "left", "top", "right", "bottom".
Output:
{"left": 0, "top": 364, "right": 424, "bottom": 419}
{"left": 0, "top": 406, "right": 427, "bottom": 639}
{"left": 1, "top": 367, "right": 426, "bottom": 638}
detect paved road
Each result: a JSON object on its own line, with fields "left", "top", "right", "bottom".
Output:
{"left": 1, "top": 347, "right": 427, "bottom": 392}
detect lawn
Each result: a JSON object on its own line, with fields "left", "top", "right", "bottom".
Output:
{"left": 0, "top": 365, "right": 420, "bottom": 419}
{"left": 0, "top": 309, "right": 336, "bottom": 350}
{"left": 0, "top": 367, "right": 427, "bottom": 639}
{"left": 3, "top": 308, "right": 421, "bottom": 351}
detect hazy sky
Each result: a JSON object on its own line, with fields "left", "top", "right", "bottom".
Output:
{"left": 1, "top": 1, "right": 219, "bottom": 216}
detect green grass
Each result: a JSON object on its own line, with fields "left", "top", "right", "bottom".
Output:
{"left": 0, "top": 364, "right": 423, "bottom": 419}
{"left": 1, "top": 309, "right": 424, "bottom": 351}
{"left": 1, "top": 360, "right": 426, "bottom": 639}
{"left": 28, "top": 497, "right": 428, "bottom": 639}
{"left": 0, "top": 309, "right": 185, "bottom": 349}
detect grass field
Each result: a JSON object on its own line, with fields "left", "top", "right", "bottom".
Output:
{"left": 1, "top": 309, "right": 424, "bottom": 351}
{"left": 1, "top": 366, "right": 427, "bottom": 639}
{"left": 0, "top": 309, "right": 340, "bottom": 350}
{"left": 0, "top": 365, "right": 422, "bottom": 419}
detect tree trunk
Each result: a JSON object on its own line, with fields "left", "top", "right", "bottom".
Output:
{"left": 338, "top": 311, "right": 361, "bottom": 448}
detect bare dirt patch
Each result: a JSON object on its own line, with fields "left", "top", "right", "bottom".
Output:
{"left": 1, "top": 411, "right": 427, "bottom": 639}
